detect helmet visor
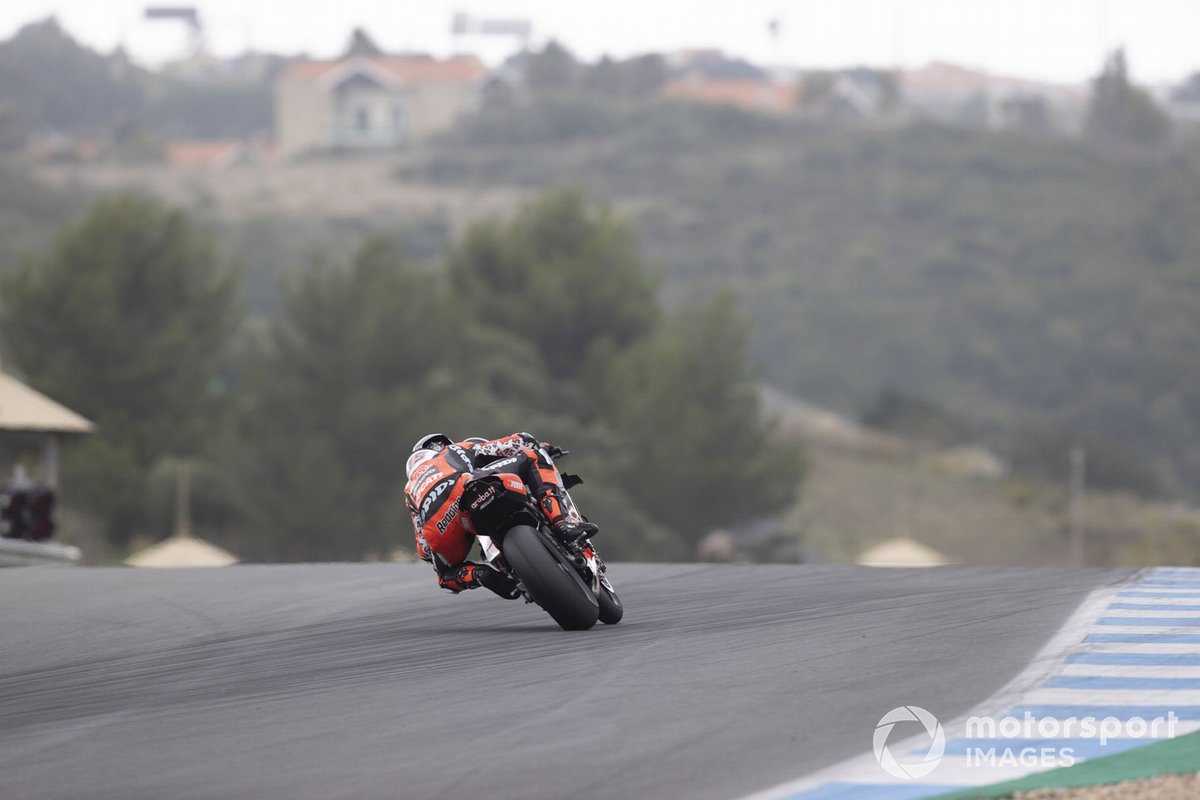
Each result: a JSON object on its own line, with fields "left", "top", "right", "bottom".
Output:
{"left": 406, "top": 449, "right": 436, "bottom": 480}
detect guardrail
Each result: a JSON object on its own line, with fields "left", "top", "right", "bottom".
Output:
{"left": 0, "top": 539, "right": 81, "bottom": 567}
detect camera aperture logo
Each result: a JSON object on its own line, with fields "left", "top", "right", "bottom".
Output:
{"left": 873, "top": 706, "right": 945, "bottom": 780}
{"left": 872, "top": 708, "right": 1179, "bottom": 780}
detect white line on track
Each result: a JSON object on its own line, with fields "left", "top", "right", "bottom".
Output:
{"left": 1059, "top": 664, "right": 1200, "bottom": 678}
{"left": 1080, "top": 642, "right": 1200, "bottom": 654}
{"left": 1102, "top": 608, "right": 1200, "bottom": 616}
{"left": 1021, "top": 688, "right": 1200, "bottom": 705}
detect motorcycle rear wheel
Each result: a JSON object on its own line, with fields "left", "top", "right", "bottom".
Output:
{"left": 504, "top": 525, "right": 599, "bottom": 631}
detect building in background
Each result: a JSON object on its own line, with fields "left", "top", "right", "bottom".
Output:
{"left": 662, "top": 49, "right": 798, "bottom": 114}
{"left": 663, "top": 78, "right": 797, "bottom": 113}
{"left": 164, "top": 139, "right": 277, "bottom": 170}
{"left": 275, "top": 53, "right": 488, "bottom": 157}
{"left": 900, "top": 62, "right": 1086, "bottom": 133}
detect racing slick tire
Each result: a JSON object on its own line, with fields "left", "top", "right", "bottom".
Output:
{"left": 503, "top": 525, "right": 599, "bottom": 631}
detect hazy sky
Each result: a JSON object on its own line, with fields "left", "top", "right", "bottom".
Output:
{"left": 1, "top": 0, "right": 1197, "bottom": 85}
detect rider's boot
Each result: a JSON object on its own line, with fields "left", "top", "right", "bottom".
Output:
{"left": 474, "top": 563, "right": 522, "bottom": 599}
{"left": 553, "top": 519, "right": 600, "bottom": 545}
{"left": 537, "top": 486, "right": 599, "bottom": 545}
{"left": 444, "top": 563, "right": 521, "bottom": 599}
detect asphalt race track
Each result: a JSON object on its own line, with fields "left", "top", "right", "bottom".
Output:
{"left": 0, "top": 563, "right": 1127, "bottom": 800}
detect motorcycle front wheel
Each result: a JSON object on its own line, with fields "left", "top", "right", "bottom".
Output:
{"left": 503, "top": 525, "right": 599, "bottom": 631}
{"left": 597, "top": 582, "right": 623, "bottom": 625}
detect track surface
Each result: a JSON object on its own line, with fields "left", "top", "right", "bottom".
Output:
{"left": 0, "top": 564, "right": 1124, "bottom": 800}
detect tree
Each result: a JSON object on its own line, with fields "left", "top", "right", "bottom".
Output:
{"left": 1, "top": 193, "right": 236, "bottom": 458}
{"left": 225, "top": 240, "right": 440, "bottom": 560}
{"left": 0, "top": 101, "right": 29, "bottom": 152}
{"left": 447, "top": 189, "right": 659, "bottom": 387}
{"left": 0, "top": 18, "right": 144, "bottom": 134}
{"left": 0, "top": 162, "right": 87, "bottom": 272}
{"left": 860, "top": 386, "right": 973, "bottom": 447}
{"left": 1008, "top": 426, "right": 1166, "bottom": 499}
{"left": 344, "top": 27, "right": 384, "bottom": 58}
{"left": 1085, "top": 49, "right": 1171, "bottom": 149}
{"left": 0, "top": 19, "right": 282, "bottom": 145}
{"left": 524, "top": 41, "right": 580, "bottom": 94}
{"left": 602, "top": 293, "right": 803, "bottom": 546}
{"left": 582, "top": 54, "right": 667, "bottom": 98}
{"left": 449, "top": 191, "right": 801, "bottom": 553}
{"left": 0, "top": 193, "right": 237, "bottom": 546}
{"left": 223, "top": 239, "right": 562, "bottom": 560}
{"left": 225, "top": 191, "right": 800, "bottom": 562}
{"left": 1170, "top": 72, "right": 1200, "bottom": 105}
{"left": 623, "top": 54, "right": 668, "bottom": 97}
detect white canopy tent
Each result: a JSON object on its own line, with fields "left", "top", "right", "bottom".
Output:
{"left": 0, "top": 371, "right": 92, "bottom": 565}
{"left": 126, "top": 463, "right": 239, "bottom": 568}
{"left": 856, "top": 537, "right": 951, "bottom": 568}
{"left": 0, "top": 370, "right": 94, "bottom": 488}
{"left": 125, "top": 534, "right": 238, "bottom": 568}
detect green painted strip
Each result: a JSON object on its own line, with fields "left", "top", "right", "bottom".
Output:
{"left": 925, "top": 730, "right": 1200, "bottom": 799}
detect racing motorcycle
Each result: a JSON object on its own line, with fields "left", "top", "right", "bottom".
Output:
{"left": 459, "top": 448, "right": 623, "bottom": 631}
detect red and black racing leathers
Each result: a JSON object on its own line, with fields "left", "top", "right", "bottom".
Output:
{"left": 403, "top": 433, "right": 576, "bottom": 592}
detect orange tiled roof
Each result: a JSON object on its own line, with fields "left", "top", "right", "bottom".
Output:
{"left": 902, "top": 62, "right": 994, "bottom": 93}
{"left": 285, "top": 60, "right": 341, "bottom": 80}
{"left": 902, "top": 61, "right": 1054, "bottom": 95}
{"left": 663, "top": 79, "right": 797, "bottom": 112}
{"left": 281, "top": 54, "right": 487, "bottom": 86}
{"left": 165, "top": 140, "right": 241, "bottom": 167}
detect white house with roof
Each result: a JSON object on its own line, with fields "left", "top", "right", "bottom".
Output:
{"left": 275, "top": 54, "right": 488, "bottom": 157}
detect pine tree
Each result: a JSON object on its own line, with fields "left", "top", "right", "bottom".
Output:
{"left": 1085, "top": 49, "right": 1171, "bottom": 149}
{"left": 447, "top": 188, "right": 658, "bottom": 385}
{"left": 603, "top": 293, "right": 804, "bottom": 545}
{"left": 0, "top": 192, "right": 237, "bottom": 546}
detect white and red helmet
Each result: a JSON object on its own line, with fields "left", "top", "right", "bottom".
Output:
{"left": 406, "top": 433, "right": 453, "bottom": 479}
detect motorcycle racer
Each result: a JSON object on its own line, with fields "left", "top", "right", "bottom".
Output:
{"left": 404, "top": 432, "right": 598, "bottom": 596}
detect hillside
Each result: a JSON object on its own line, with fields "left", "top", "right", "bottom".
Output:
{"left": 7, "top": 23, "right": 1200, "bottom": 568}
{"left": 5, "top": 22, "right": 1196, "bottom": 506}
{"left": 39, "top": 102, "right": 1200, "bottom": 502}
{"left": 768, "top": 389, "right": 1200, "bottom": 568}
{"left": 411, "top": 104, "right": 1200, "bottom": 501}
